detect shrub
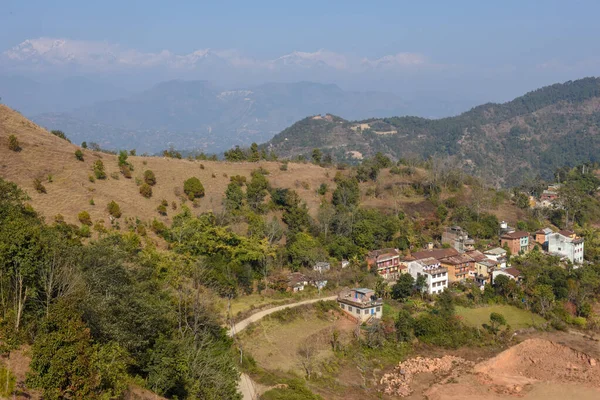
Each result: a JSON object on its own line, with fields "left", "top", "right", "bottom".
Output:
{"left": 89, "top": 198, "right": 95, "bottom": 205}
{"left": 107, "top": 201, "right": 122, "bottom": 218}
{"left": 171, "top": 201, "right": 177, "bottom": 210}
{"left": 78, "top": 211, "right": 92, "bottom": 226}
{"left": 143, "top": 170, "right": 156, "bottom": 186}
{"left": 93, "top": 160, "right": 106, "bottom": 180}
{"left": 50, "top": 130, "right": 70, "bottom": 142}
{"left": 79, "top": 224, "right": 91, "bottom": 237}
{"left": 47, "top": 174, "right": 53, "bottom": 183}
{"left": 157, "top": 204, "right": 167, "bottom": 215}
{"left": 8, "top": 135, "right": 21, "bottom": 151}
{"left": 88, "top": 175, "right": 96, "bottom": 183}
{"left": 33, "top": 178, "right": 46, "bottom": 193}
{"left": 280, "top": 162, "right": 288, "bottom": 171}
{"left": 317, "top": 183, "right": 328, "bottom": 195}
{"left": 73, "top": 149, "right": 84, "bottom": 161}
{"left": 110, "top": 172, "right": 120, "bottom": 180}
{"left": 81, "top": 141, "right": 88, "bottom": 149}
{"left": 120, "top": 164, "right": 132, "bottom": 179}
{"left": 0, "top": 364, "right": 16, "bottom": 398}
{"left": 139, "top": 183, "right": 153, "bottom": 198}
{"left": 183, "top": 177, "right": 205, "bottom": 200}
{"left": 54, "top": 214, "right": 65, "bottom": 224}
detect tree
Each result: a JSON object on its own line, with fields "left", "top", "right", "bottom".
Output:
{"left": 75, "top": 149, "right": 84, "bottom": 161}
{"left": 107, "top": 201, "right": 122, "bottom": 218}
{"left": 224, "top": 182, "right": 244, "bottom": 212}
{"left": 415, "top": 275, "right": 427, "bottom": 297}
{"left": 144, "top": 170, "right": 156, "bottom": 186}
{"left": 249, "top": 143, "right": 260, "bottom": 162}
{"left": 533, "top": 284, "right": 555, "bottom": 316}
{"left": 391, "top": 273, "right": 415, "bottom": 300}
{"left": 93, "top": 160, "right": 106, "bottom": 180}
{"left": 488, "top": 312, "right": 507, "bottom": 334}
{"left": 297, "top": 341, "right": 316, "bottom": 380}
{"left": 246, "top": 171, "right": 269, "bottom": 211}
{"left": 27, "top": 305, "right": 103, "bottom": 400}
{"left": 183, "top": 177, "right": 205, "bottom": 200}
{"left": 8, "top": 135, "right": 21, "bottom": 152}
{"left": 395, "top": 309, "right": 415, "bottom": 342}
{"left": 50, "top": 130, "right": 70, "bottom": 142}
{"left": 78, "top": 211, "right": 92, "bottom": 226}
{"left": 311, "top": 148, "right": 322, "bottom": 164}
{"left": 332, "top": 177, "right": 360, "bottom": 208}
{"left": 139, "top": 183, "right": 153, "bottom": 198}
{"left": 435, "top": 290, "right": 455, "bottom": 318}
{"left": 81, "top": 141, "right": 88, "bottom": 149}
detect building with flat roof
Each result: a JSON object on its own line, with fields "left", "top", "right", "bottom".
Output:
{"left": 337, "top": 288, "right": 383, "bottom": 321}
{"left": 407, "top": 258, "right": 448, "bottom": 295}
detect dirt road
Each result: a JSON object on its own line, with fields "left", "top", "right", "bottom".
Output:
{"left": 229, "top": 295, "right": 337, "bottom": 400}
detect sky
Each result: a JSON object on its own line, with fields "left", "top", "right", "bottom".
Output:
{"left": 1, "top": 0, "right": 600, "bottom": 110}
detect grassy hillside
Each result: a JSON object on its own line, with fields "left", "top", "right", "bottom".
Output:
{"left": 266, "top": 77, "right": 600, "bottom": 187}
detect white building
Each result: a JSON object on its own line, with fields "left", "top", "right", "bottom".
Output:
{"left": 548, "top": 230, "right": 584, "bottom": 265}
{"left": 337, "top": 288, "right": 383, "bottom": 321}
{"left": 407, "top": 257, "right": 448, "bottom": 295}
{"left": 484, "top": 247, "right": 508, "bottom": 269}
{"left": 313, "top": 262, "right": 331, "bottom": 273}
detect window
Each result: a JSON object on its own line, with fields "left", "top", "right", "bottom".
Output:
{"left": 364, "top": 309, "right": 369, "bottom": 315}
{"left": 340, "top": 304, "right": 345, "bottom": 309}
{"left": 348, "top": 306, "right": 352, "bottom": 312}
{"left": 376, "top": 307, "right": 381, "bottom": 312}
{"left": 356, "top": 309, "right": 360, "bottom": 314}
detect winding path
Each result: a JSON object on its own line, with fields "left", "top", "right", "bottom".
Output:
{"left": 229, "top": 295, "right": 337, "bottom": 400}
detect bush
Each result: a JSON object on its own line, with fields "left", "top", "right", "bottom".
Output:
{"left": 183, "top": 177, "right": 205, "bottom": 200}
{"left": 93, "top": 160, "right": 106, "bottom": 180}
{"left": 0, "top": 365, "right": 16, "bottom": 398}
{"left": 107, "top": 201, "right": 122, "bottom": 218}
{"left": 280, "top": 163, "right": 288, "bottom": 171}
{"left": 157, "top": 204, "right": 167, "bottom": 215}
{"left": 81, "top": 141, "right": 88, "bottom": 149}
{"left": 79, "top": 224, "right": 91, "bottom": 237}
{"left": 144, "top": 170, "right": 156, "bottom": 186}
{"left": 8, "top": 135, "right": 21, "bottom": 151}
{"left": 139, "top": 183, "right": 153, "bottom": 198}
{"left": 78, "top": 211, "right": 92, "bottom": 226}
{"left": 120, "top": 164, "right": 132, "bottom": 179}
{"left": 50, "top": 130, "right": 70, "bottom": 142}
{"left": 74, "top": 150, "right": 84, "bottom": 161}
{"left": 88, "top": 175, "right": 96, "bottom": 183}
{"left": 33, "top": 178, "right": 46, "bottom": 193}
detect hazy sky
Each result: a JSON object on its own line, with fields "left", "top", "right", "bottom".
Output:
{"left": 2, "top": 0, "right": 600, "bottom": 106}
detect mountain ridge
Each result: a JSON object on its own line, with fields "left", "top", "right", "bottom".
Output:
{"left": 265, "top": 77, "right": 600, "bottom": 187}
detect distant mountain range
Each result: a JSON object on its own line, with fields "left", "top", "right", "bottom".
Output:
{"left": 31, "top": 80, "right": 412, "bottom": 153}
{"left": 265, "top": 77, "right": 600, "bottom": 187}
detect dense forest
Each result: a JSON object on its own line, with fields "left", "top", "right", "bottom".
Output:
{"left": 266, "top": 77, "right": 600, "bottom": 187}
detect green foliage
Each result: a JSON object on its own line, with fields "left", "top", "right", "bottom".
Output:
{"left": 391, "top": 274, "right": 415, "bottom": 300}
{"left": 78, "top": 210, "right": 92, "bottom": 226}
{"left": 8, "top": 134, "right": 21, "bottom": 151}
{"left": 81, "top": 141, "right": 88, "bottom": 149}
{"left": 139, "top": 183, "right": 153, "bottom": 198}
{"left": 262, "top": 378, "right": 322, "bottom": 400}
{"left": 93, "top": 160, "right": 106, "bottom": 180}
{"left": 246, "top": 170, "right": 270, "bottom": 212}
{"left": 107, "top": 200, "right": 122, "bottom": 218}
{"left": 317, "top": 183, "right": 328, "bottom": 195}
{"left": 50, "top": 130, "right": 70, "bottom": 142}
{"left": 0, "top": 364, "right": 16, "bottom": 398}
{"left": 332, "top": 176, "right": 360, "bottom": 207}
{"left": 144, "top": 170, "right": 156, "bottom": 186}
{"left": 183, "top": 177, "right": 205, "bottom": 200}
{"left": 75, "top": 149, "right": 84, "bottom": 161}
{"left": 224, "top": 181, "right": 245, "bottom": 212}
{"left": 33, "top": 178, "right": 47, "bottom": 194}
{"left": 311, "top": 148, "right": 322, "bottom": 164}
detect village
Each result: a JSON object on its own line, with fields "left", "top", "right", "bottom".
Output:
{"left": 280, "top": 219, "right": 585, "bottom": 323}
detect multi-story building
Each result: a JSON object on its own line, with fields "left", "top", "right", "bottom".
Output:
{"left": 500, "top": 231, "right": 530, "bottom": 255}
{"left": 534, "top": 228, "right": 554, "bottom": 250}
{"left": 484, "top": 247, "right": 508, "bottom": 269}
{"left": 407, "top": 257, "right": 448, "bottom": 295}
{"left": 366, "top": 248, "right": 403, "bottom": 280}
{"left": 439, "top": 253, "right": 474, "bottom": 283}
{"left": 441, "top": 226, "right": 475, "bottom": 253}
{"left": 474, "top": 259, "right": 499, "bottom": 287}
{"left": 548, "top": 230, "right": 584, "bottom": 265}
{"left": 337, "top": 288, "right": 383, "bottom": 321}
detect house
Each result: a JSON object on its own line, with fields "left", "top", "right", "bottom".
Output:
{"left": 441, "top": 226, "right": 475, "bottom": 253}
{"left": 411, "top": 247, "right": 459, "bottom": 261}
{"left": 500, "top": 231, "right": 530, "bottom": 255}
{"left": 439, "top": 253, "right": 474, "bottom": 283}
{"left": 366, "top": 248, "right": 402, "bottom": 280}
{"left": 548, "top": 230, "right": 584, "bottom": 265}
{"left": 337, "top": 288, "right": 383, "bottom": 321}
{"left": 288, "top": 272, "right": 308, "bottom": 292}
{"left": 484, "top": 247, "right": 508, "bottom": 269}
{"left": 407, "top": 257, "right": 448, "bottom": 295}
{"left": 313, "top": 262, "right": 331, "bottom": 273}
{"left": 492, "top": 267, "right": 522, "bottom": 284}
{"left": 311, "top": 279, "right": 328, "bottom": 290}
{"left": 534, "top": 228, "right": 554, "bottom": 250}
{"left": 474, "top": 259, "right": 499, "bottom": 287}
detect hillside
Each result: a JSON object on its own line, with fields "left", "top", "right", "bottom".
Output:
{"left": 0, "top": 104, "right": 528, "bottom": 233}
{"left": 266, "top": 77, "right": 600, "bottom": 187}
{"left": 30, "top": 81, "right": 410, "bottom": 154}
